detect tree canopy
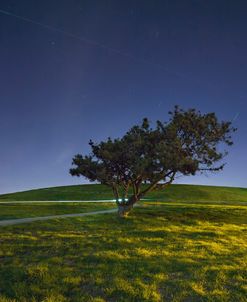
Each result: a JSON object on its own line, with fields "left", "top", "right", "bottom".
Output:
{"left": 70, "top": 106, "right": 236, "bottom": 216}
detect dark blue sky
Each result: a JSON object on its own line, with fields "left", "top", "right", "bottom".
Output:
{"left": 0, "top": 0, "right": 246, "bottom": 193}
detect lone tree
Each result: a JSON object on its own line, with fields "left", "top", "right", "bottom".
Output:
{"left": 70, "top": 106, "right": 236, "bottom": 217}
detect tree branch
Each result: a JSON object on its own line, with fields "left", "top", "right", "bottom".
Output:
{"left": 138, "top": 171, "right": 175, "bottom": 198}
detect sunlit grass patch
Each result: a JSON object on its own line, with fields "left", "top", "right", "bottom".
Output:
{"left": 0, "top": 202, "right": 246, "bottom": 301}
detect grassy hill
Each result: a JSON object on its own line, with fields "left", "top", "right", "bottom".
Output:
{"left": 1, "top": 202, "right": 246, "bottom": 301}
{"left": 0, "top": 183, "right": 247, "bottom": 202}
{"left": 1, "top": 184, "right": 247, "bottom": 301}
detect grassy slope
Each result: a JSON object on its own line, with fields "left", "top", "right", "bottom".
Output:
{"left": 1, "top": 184, "right": 246, "bottom": 301}
{"left": 0, "top": 202, "right": 246, "bottom": 302}
{"left": 0, "top": 184, "right": 247, "bottom": 202}
{"left": 0, "top": 202, "right": 116, "bottom": 220}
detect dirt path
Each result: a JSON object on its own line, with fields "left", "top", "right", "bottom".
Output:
{"left": 0, "top": 208, "right": 117, "bottom": 227}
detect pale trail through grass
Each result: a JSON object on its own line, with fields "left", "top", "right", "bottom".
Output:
{"left": 0, "top": 202, "right": 116, "bottom": 220}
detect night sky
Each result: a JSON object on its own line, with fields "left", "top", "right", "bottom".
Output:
{"left": 0, "top": 0, "right": 246, "bottom": 194}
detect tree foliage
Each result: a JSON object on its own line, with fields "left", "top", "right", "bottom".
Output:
{"left": 70, "top": 106, "right": 236, "bottom": 216}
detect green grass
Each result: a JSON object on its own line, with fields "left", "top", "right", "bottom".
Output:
{"left": 0, "top": 183, "right": 247, "bottom": 202}
{"left": 0, "top": 201, "right": 246, "bottom": 302}
{"left": 0, "top": 202, "right": 116, "bottom": 220}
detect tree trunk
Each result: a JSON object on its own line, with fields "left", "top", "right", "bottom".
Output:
{"left": 117, "top": 204, "right": 133, "bottom": 217}
{"left": 117, "top": 194, "right": 140, "bottom": 217}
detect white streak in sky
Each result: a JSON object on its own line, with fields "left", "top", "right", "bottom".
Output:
{"left": 232, "top": 112, "right": 240, "bottom": 122}
{"left": 0, "top": 8, "right": 196, "bottom": 80}
{"left": 1, "top": 7, "right": 245, "bottom": 93}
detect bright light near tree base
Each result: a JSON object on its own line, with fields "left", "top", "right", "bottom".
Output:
{"left": 116, "top": 198, "right": 128, "bottom": 202}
